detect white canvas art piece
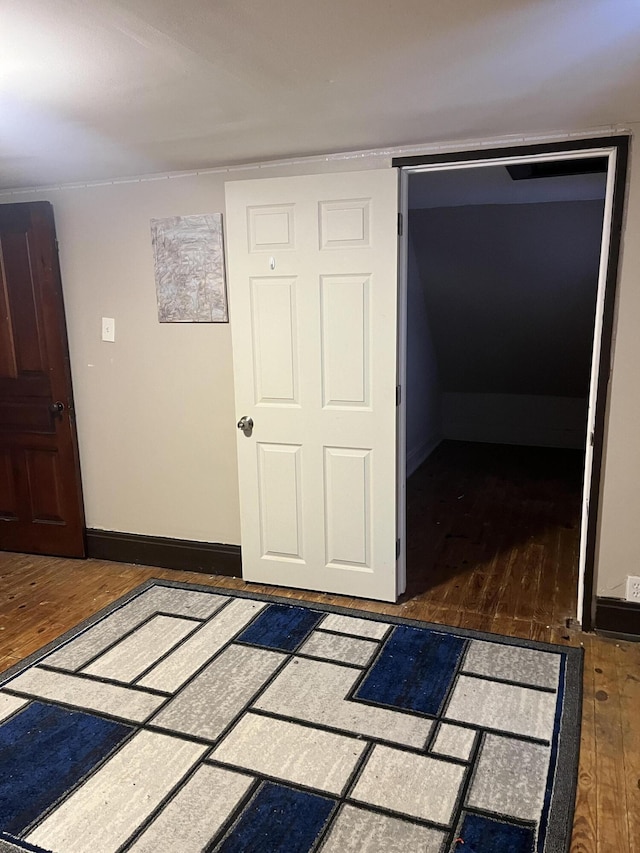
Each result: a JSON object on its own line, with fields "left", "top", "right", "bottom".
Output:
{"left": 151, "top": 214, "right": 228, "bottom": 322}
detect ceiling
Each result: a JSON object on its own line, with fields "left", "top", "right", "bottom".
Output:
{"left": 1, "top": 0, "right": 640, "bottom": 190}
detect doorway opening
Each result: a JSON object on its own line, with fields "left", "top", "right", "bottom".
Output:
{"left": 394, "top": 138, "right": 628, "bottom": 631}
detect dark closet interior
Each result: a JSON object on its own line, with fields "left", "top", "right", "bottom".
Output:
{"left": 404, "top": 163, "right": 607, "bottom": 625}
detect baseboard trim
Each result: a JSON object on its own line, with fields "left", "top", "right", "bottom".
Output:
{"left": 86, "top": 529, "right": 241, "bottom": 578}
{"left": 595, "top": 597, "right": 640, "bottom": 639}
{"left": 406, "top": 436, "right": 442, "bottom": 479}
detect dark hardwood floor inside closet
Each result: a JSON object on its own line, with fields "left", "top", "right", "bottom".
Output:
{"left": 404, "top": 440, "right": 582, "bottom": 634}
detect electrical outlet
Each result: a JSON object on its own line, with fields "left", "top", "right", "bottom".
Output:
{"left": 625, "top": 575, "right": 640, "bottom": 603}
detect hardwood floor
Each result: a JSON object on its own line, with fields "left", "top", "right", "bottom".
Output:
{"left": 405, "top": 441, "right": 583, "bottom": 635}
{"left": 0, "top": 450, "right": 638, "bottom": 853}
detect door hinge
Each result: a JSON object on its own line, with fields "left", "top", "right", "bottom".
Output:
{"left": 396, "top": 385, "right": 401, "bottom": 406}
{"left": 397, "top": 212, "right": 403, "bottom": 237}
{"left": 589, "top": 430, "right": 595, "bottom": 446}
{"left": 396, "top": 538, "right": 401, "bottom": 559}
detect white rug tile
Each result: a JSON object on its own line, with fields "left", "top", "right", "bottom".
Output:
{"left": 128, "top": 765, "right": 253, "bottom": 853}
{"left": 319, "top": 614, "right": 390, "bottom": 640}
{"left": 350, "top": 744, "right": 465, "bottom": 825}
{"left": 445, "top": 675, "right": 557, "bottom": 741}
{"left": 320, "top": 804, "right": 446, "bottom": 853}
{"left": 211, "top": 713, "right": 366, "bottom": 795}
{"left": 0, "top": 693, "right": 28, "bottom": 723}
{"left": 5, "top": 667, "right": 164, "bottom": 723}
{"left": 299, "top": 631, "right": 378, "bottom": 666}
{"left": 83, "top": 615, "right": 197, "bottom": 683}
{"left": 463, "top": 641, "right": 561, "bottom": 690}
{"left": 431, "top": 723, "right": 476, "bottom": 761}
{"left": 467, "top": 734, "right": 550, "bottom": 821}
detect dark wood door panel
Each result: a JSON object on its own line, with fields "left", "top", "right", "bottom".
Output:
{"left": 24, "top": 448, "right": 66, "bottom": 524}
{"left": 0, "top": 449, "right": 18, "bottom": 521}
{"left": 1, "top": 228, "right": 46, "bottom": 375}
{"left": 0, "top": 202, "right": 85, "bottom": 557}
{"left": 0, "top": 516, "right": 83, "bottom": 556}
{"left": 0, "top": 443, "right": 81, "bottom": 549}
{"left": 0, "top": 270, "right": 18, "bottom": 378}
{"left": 0, "top": 401, "right": 54, "bottom": 433}
{"left": 0, "top": 376, "right": 50, "bottom": 397}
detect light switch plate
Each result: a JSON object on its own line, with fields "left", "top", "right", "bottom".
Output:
{"left": 101, "top": 317, "right": 115, "bottom": 342}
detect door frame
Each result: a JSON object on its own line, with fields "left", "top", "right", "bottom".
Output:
{"left": 393, "top": 136, "right": 629, "bottom": 630}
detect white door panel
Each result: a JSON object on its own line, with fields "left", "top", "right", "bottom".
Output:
{"left": 250, "top": 277, "right": 299, "bottom": 405}
{"left": 226, "top": 170, "right": 399, "bottom": 601}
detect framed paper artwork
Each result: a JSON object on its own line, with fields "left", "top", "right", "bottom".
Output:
{"left": 151, "top": 214, "right": 228, "bottom": 323}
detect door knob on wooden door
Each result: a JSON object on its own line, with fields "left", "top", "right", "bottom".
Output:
{"left": 237, "top": 416, "right": 253, "bottom": 434}
{"left": 49, "top": 401, "right": 64, "bottom": 416}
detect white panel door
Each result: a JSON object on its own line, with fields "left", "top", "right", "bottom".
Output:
{"left": 225, "top": 170, "right": 399, "bottom": 601}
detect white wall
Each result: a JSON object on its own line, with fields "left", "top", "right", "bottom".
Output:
{"left": 407, "top": 197, "right": 603, "bottom": 459}
{"left": 406, "top": 229, "right": 442, "bottom": 476}
{"left": 409, "top": 200, "right": 604, "bottom": 399}
{"left": 40, "top": 177, "right": 240, "bottom": 544}
{"left": 595, "top": 126, "right": 640, "bottom": 597}
{"left": 442, "top": 393, "right": 587, "bottom": 448}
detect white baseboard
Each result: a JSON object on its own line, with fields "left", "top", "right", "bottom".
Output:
{"left": 442, "top": 393, "right": 587, "bottom": 450}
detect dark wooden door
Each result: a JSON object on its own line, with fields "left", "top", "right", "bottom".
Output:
{"left": 0, "top": 202, "right": 85, "bottom": 557}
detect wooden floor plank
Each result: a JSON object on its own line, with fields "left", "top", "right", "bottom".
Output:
{"left": 406, "top": 441, "right": 581, "bottom": 628}
{"left": 591, "top": 636, "right": 630, "bottom": 852}
{"left": 570, "top": 633, "right": 598, "bottom": 853}
{"left": 614, "top": 639, "right": 640, "bottom": 852}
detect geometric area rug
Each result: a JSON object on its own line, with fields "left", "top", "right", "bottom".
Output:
{"left": 0, "top": 581, "right": 583, "bottom": 853}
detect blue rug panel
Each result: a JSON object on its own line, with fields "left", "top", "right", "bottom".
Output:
{"left": 0, "top": 701, "right": 131, "bottom": 835}
{"left": 456, "top": 813, "right": 535, "bottom": 853}
{"left": 355, "top": 625, "right": 466, "bottom": 714}
{"left": 216, "top": 782, "right": 335, "bottom": 853}
{"left": 237, "top": 604, "right": 323, "bottom": 652}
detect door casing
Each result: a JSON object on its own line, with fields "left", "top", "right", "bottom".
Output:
{"left": 394, "top": 136, "right": 629, "bottom": 630}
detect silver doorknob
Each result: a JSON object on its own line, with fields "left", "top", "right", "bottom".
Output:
{"left": 237, "top": 416, "right": 254, "bottom": 433}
